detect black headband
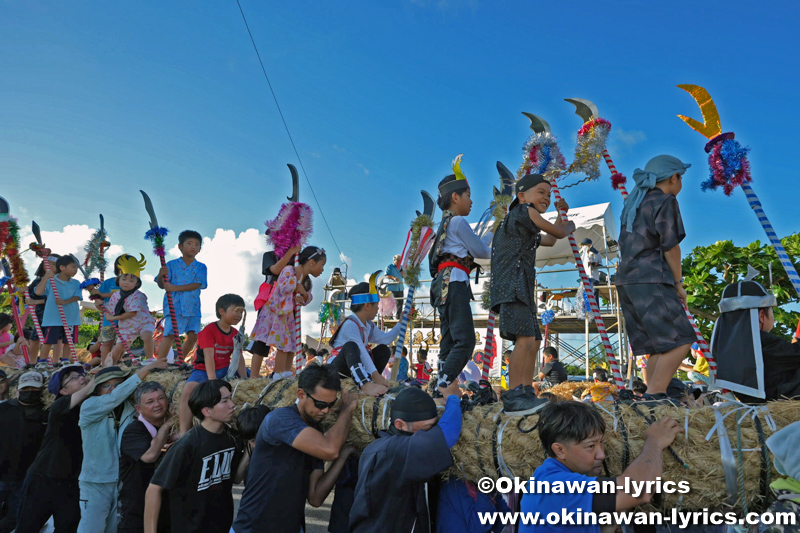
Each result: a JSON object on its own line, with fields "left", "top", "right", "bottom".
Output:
{"left": 438, "top": 178, "right": 470, "bottom": 197}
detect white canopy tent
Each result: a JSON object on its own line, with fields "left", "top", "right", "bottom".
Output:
{"left": 475, "top": 202, "right": 619, "bottom": 269}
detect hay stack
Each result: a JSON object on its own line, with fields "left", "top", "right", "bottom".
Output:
{"left": 548, "top": 381, "right": 588, "bottom": 401}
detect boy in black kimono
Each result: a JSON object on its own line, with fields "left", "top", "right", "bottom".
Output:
{"left": 490, "top": 173, "right": 573, "bottom": 414}
{"left": 616, "top": 155, "right": 696, "bottom": 400}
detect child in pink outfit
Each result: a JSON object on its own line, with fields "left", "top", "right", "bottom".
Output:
{"left": 250, "top": 246, "right": 326, "bottom": 379}
{"left": 105, "top": 255, "right": 155, "bottom": 366}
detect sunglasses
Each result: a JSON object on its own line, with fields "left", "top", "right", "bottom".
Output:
{"left": 304, "top": 390, "right": 337, "bottom": 410}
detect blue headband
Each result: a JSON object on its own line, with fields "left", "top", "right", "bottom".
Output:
{"left": 351, "top": 294, "right": 380, "bottom": 305}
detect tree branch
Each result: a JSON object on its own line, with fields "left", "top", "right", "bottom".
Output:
{"left": 689, "top": 307, "right": 718, "bottom": 322}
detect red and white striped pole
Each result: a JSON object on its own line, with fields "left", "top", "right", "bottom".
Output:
{"left": 293, "top": 254, "right": 303, "bottom": 372}
{"left": 479, "top": 311, "right": 496, "bottom": 383}
{"left": 6, "top": 284, "right": 29, "bottom": 365}
{"left": 603, "top": 150, "right": 717, "bottom": 378}
{"left": 24, "top": 289, "right": 44, "bottom": 356}
{"left": 549, "top": 181, "right": 625, "bottom": 387}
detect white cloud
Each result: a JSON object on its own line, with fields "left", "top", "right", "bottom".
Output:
{"left": 357, "top": 163, "right": 370, "bottom": 176}
{"left": 339, "top": 252, "right": 352, "bottom": 267}
{"left": 612, "top": 128, "right": 646, "bottom": 149}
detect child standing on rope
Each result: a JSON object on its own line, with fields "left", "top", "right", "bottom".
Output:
{"left": 490, "top": 174, "right": 574, "bottom": 415}
{"left": 156, "top": 230, "right": 207, "bottom": 362}
{"left": 251, "top": 246, "right": 326, "bottom": 380}
{"left": 34, "top": 255, "right": 83, "bottom": 365}
{"left": 428, "top": 158, "right": 492, "bottom": 397}
{"left": 247, "top": 245, "right": 301, "bottom": 378}
{"left": 104, "top": 254, "right": 155, "bottom": 366}
{"left": 616, "top": 155, "right": 696, "bottom": 400}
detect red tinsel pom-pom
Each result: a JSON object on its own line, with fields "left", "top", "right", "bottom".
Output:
{"left": 610, "top": 172, "right": 627, "bottom": 190}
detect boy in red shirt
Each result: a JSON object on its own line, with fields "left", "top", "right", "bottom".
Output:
{"left": 178, "top": 294, "right": 246, "bottom": 436}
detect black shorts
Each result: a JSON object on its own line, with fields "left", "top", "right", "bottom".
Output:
{"left": 618, "top": 283, "right": 696, "bottom": 356}
{"left": 498, "top": 300, "right": 542, "bottom": 342}
{"left": 246, "top": 340, "right": 271, "bottom": 357}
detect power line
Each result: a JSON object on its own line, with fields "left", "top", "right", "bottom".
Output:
{"left": 234, "top": 0, "right": 343, "bottom": 257}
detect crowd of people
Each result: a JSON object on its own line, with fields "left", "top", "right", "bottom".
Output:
{"left": 1, "top": 152, "right": 799, "bottom": 532}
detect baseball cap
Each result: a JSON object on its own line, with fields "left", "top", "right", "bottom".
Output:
{"left": 48, "top": 364, "right": 86, "bottom": 396}
{"left": 91, "top": 366, "right": 130, "bottom": 394}
{"left": 509, "top": 174, "right": 550, "bottom": 210}
{"left": 580, "top": 238, "right": 593, "bottom": 246}
{"left": 18, "top": 371, "right": 45, "bottom": 389}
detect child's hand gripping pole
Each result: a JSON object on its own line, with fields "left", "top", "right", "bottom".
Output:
{"left": 549, "top": 179, "right": 625, "bottom": 387}
{"left": 0, "top": 257, "right": 30, "bottom": 365}
{"left": 140, "top": 191, "right": 183, "bottom": 361}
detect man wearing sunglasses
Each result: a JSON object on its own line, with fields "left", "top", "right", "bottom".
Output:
{"left": 233, "top": 364, "right": 358, "bottom": 533}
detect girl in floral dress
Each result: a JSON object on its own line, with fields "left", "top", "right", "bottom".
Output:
{"left": 105, "top": 254, "right": 154, "bottom": 366}
{"left": 251, "top": 246, "right": 326, "bottom": 380}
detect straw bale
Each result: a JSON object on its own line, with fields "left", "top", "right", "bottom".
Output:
{"left": 548, "top": 381, "right": 589, "bottom": 401}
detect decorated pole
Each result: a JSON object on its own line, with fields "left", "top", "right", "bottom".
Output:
{"left": 475, "top": 161, "right": 516, "bottom": 384}
{"left": 140, "top": 190, "right": 183, "bottom": 361}
{"left": 519, "top": 113, "right": 625, "bottom": 387}
{"left": 564, "top": 97, "right": 718, "bottom": 379}
{"left": 0, "top": 199, "right": 31, "bottom": 364}
{"left": 29, "top": 221, "right": 78, "bottom": 363}
{"left": 390, "top": 191, "right": 436, "bottom": 381}
{"left": 265, "top": 164, "right": 313, "bottom": 369}
{"left": 675, "top": 86, "right": 800, "bottom": 297}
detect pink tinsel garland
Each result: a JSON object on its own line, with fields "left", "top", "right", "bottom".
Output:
{"left": 266, "top": 202, "right": 313, "bottom": 257}
{"left": 577, "top": 118, "right": 611, "bottom": 137}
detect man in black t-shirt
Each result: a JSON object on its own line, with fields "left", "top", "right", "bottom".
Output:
{"left": 0, "top": 371, "right": 49, "bottom": 533}
{"left": 533, "top": 347, "right": 568, "bottom": 395}
{"left": 118, "top": 381, "right": 171, "bottom": 533}
{"left": 15, "top": 365, "right": 94, "bottom": 533}
{"left": 145, "top": 380, "right": 246, "bottom": 533}
{"left": 232, "top": 365, "right": 358, "bottom": 533}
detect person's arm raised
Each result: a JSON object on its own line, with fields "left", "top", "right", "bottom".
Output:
{"left": 615, "top": 416, "right": 683, "bottom": 510}
{"left": 532, "top": 201, "right": 576, "bottom": 246}
{"left": 69, "top": 377, "right": 96, "bottom": 410}
{"left": 307, "top": 445, "right": 357, "bottom": 507}
{"left": 291, "top": 392, "right": 358, "bottom": 461}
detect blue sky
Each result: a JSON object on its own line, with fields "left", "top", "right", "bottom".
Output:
{"left": 2, "top": 1, "right": 798, "bottom": 328}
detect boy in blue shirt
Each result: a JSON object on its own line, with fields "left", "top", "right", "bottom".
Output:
{"left": 155, "top": 230, "right": 207, "bottom": 362}
{"left": 88, "top": 256, "right": 122, "bottom": 362}
{"left": 521, "top": 401, "right": 682, "bottom": 533}
{"left": 34, "top": 255, "right": 83, "bottom": 365}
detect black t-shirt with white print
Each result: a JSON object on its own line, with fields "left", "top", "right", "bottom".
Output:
{"left": 149, "top": 423, "right": 242, "bottom": 533}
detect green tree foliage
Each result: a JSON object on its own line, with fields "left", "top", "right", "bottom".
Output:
{"left": 682, "top": 233, "right": 800, "bottom": 341}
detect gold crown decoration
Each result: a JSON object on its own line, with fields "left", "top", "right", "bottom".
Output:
{"left": 117, "top": 254, "right": 147, "bottom": 278}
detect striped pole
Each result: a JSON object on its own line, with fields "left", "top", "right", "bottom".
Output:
{"left": 25, "top": 289, "right": 45, "bottom": 355}
{"left": 46, "top": 260, "right": 78, "bottom": 363}
{"left": 389, "top": 285, "right": 416, "bottom": 381}
{"left": 549, "top": 180, "right": 624, "bottom": 387}
{"left": 741, "top": 182, "right": 800, "bottom": 299}
{"left": 293, "top": 254, "right": 302, "bottom": 360}
{"left": 94, "top": 300, "right": 134, "bottom": 361}
{"left": 479, "top": 310, "right": 496, "bottom": 383}
{"left": 6, "top": 284, "right": 29, "bottom": 365}
{"left": 603, "top": 149, "right": 718, "bottom": 378}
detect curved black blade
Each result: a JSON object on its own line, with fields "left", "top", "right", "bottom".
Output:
{"left": 1, "top": 258, "right": 10, "bottom": 278}
{"left": 31, "top": 221, "right": 43, "bottom": 246}
{"left": 99, "top": 214, "right": 105, "bottom": 233}
{"left": 421, "top": 191, "right": 435, "bottom": 218}
{"left": 521, "top": 112, "right": 551, "bottom": 134}
{"left": 287, "top": 164, "right": 299, "bottom": 202}
{"left": 564, "top": 98, "right": 599, "bottom": 123}
{"left": 140, "top": 190, "right": 158, "bottom": 229}
{"left": 496, "top": 162, "right": 515, "bottom": 196}
{"left": 0, "top": 196, "right": 9, "bottom": 218}
{"left": 70, "top": 254, "right": 89, "bottom": 279}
